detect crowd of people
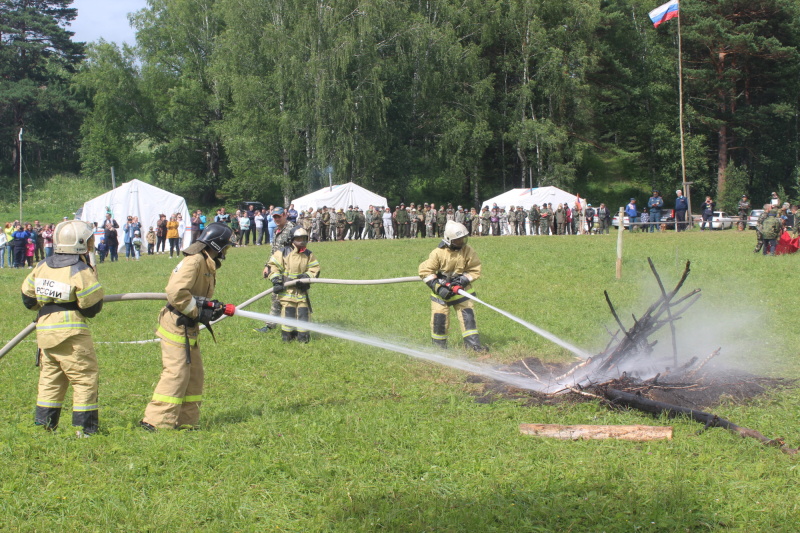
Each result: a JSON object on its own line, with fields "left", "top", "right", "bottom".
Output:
{"left": 1, "top": 220, "right": 60, "bottom": 268}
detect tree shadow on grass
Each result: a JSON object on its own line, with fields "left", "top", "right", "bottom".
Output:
{"left": 325, "top": 481, "right": 725, "bottom": 532}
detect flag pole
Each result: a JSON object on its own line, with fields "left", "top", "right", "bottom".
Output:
{"left": 677, "top": 5, "right": 691, "bottom": 224}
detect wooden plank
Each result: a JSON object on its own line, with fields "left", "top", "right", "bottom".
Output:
{"left": 519, "top": 424, "right": 673, "bottom": 442}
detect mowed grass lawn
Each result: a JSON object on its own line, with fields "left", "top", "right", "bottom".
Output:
{"left": 1, "top": 229, "right": 799, "bottom": 531}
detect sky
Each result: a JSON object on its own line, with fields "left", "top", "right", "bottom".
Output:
{"left": 67, "top": 0, "right": 149, "bottom": 46}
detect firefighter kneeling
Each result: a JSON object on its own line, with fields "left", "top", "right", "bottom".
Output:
{"left": 267, "top": 228, "right": 320, "bottom": 343}
{"left": 419, "top": 220, "right": 486, "bottom": 351}
{"left": 141, "top": 222, "right": 233, "bottom": 431}
{"left": 21, "top": 220, "right": 104, "bottom": 435}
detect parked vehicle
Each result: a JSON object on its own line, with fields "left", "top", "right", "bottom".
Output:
{"left": 709, "top": 211, "right": 733, "bottom": 230}
{"left": 747, "top": 209, "right": 764, "bottom": 229}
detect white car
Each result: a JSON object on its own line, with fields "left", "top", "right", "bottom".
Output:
{"left": 709, "top": 211, "right": 733, "bottom": 230}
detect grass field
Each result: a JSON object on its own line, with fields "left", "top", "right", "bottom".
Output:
{"left": 1, "top": 229, "right": 800, "bottom": 531}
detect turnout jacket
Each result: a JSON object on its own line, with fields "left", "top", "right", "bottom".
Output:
{"left": 157, "top": 251, "right": 217, "bottom": 346}
{"left": 22, "top": 255, "right": 104, "bottom": 349}
{"left": 268, "top": 246, "right": 321, "bottom": 303}
{"left": 419, "top": 243, "right": 481, "bottom": 306}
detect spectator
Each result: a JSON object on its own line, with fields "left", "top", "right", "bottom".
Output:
{"left": 33, "top": 220, "right": 45, "bottom": 261}
{"left": 647, "top": 191, "right": 664, "bottom": 233}
{"left": 770, "top": 191, "right": 780, "bottom": 208}
{"left": 132, "top": 231, "right": 143, "bottom": 260}
{"left": 625, "top": 198, "right": 639, "bottom": 232}
{"left": 176, "top": 214, "right": 185, "bottom": 245}
{"left": 42, "top": 224, "right": 54, "bottom": 257}
{"left": 25, "top": 237, "right": 35, "bottom": 268}
{"left": 0, "top": 223, "right": 8, "bottom": 268}
{"left": 13, "top": 223, "right": 30, "bottom": 267}
{"left": 96, "top": 237, "right": 107, "bottom": 263}
{"left": 191, "top": 210, "right": 202, "bottom": 243}
{"left": 287, "top": 204, "right": 298, "bottom": 224}
{"left": 123, "top": 216, "right": 141, "bottom": 261}
{"left": 675, "top": 190, "right": 688, "bottom": 231}
{"left": 254, "top": 209, "right": 264, "bottom": 245}
{"left": 382, "top": 207, "right": 394, "bottom": 239}
{"left": 238, "top": 210, "right": 251, "bottom": 245}
{"left": 597, "top": 203, "right": 611, "bottom": 234}
{"left": 167, "top": 214, "right": 180, "bottom": 257}
{"left": 3, "top": 222, "right": 13, "bottom": 267}
{"left": 146, "top": 227, "right": 156, "bottom": 255}
{"left": 700, "top": 196, "right": 716, "bottom": 231}
{"left": 267, "top": 205, "right": 278, "bottom": 243}
{"left": 156, "top": 214, "right": 168, "bottom": 254}
{"left": 246, "top": 204, "right": 256, "bottom": 244}
{"left": 761, "top": 209, "right": 782, "bottom": 255}
{"left": 230, "top": 210, "right": 241, "bottom": 245}
{"left": 641, "top": 207, "right": 650, "bottom": 231}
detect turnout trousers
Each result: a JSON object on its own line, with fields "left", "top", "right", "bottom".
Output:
{"left": 280, "top": 300, "right": 310, "bottom": 333}
{"left": 143, "top": 336, "right": 203, "bottom": 429}
{"left": 430, "top": 298, "right": 479, "bottom": 346}
{"left": 36, "top": 333, "right": 99, "bottom": 433}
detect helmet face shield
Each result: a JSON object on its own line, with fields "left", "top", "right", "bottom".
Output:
{"left": 450, "top": 236, "right": 467, "bottom": 250}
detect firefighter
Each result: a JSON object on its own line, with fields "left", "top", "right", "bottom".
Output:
{"left": 140, "top": 222, "right": 233, "bottom": 431}
{"left": 267, "top": 227, "right": 321, "bottom": 343}
{"left": 21, "top": 220, "right": 104, "bottom": 435}
{"left": 418, "top": 220, "right": 485, "bottom": 351}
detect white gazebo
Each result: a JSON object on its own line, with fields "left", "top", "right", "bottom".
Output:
{"left": 290, "top": 182, "right": 388, "bottom": 212}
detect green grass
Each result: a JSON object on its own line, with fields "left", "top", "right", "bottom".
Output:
{"left": 0, "top": 174, "right": 109, "bottom": 225}
{"left": 2, "top": 230, "right": 800, "bottom": 531}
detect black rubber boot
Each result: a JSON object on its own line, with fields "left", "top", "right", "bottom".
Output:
{"left": 297, "top": 332, "right": 310, "bottom": 344}
{"left": 35, "top": 406, "right": 62, "bottom": 431}
{"left": 74, "top": 410, "right": 99, "bottom": 435}
{"left": 432, "top": 338, "right": 448, "bottom": 349}
{"left": 139, "top": 420, "right": 157, "bottom": 432}
{"left": 281, "top": 330, "right": 294, "bottom": 342}
{"left": 463, "top": 334, "right": 488, "bottom": 352}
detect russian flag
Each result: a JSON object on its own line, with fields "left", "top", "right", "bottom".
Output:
{"left": 649, "top": 0, "right": 679, "bottom": 28}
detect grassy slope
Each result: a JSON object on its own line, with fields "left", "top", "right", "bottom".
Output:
{"left": 1, "top": 229, "right": 799, "bottom": 531}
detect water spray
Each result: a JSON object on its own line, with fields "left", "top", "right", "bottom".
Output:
{"left": 455, "top": 290, "right": 591, "bottom": 359}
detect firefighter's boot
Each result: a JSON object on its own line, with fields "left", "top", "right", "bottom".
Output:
{"left": 74, "top": 410, "right": 99, "bottom": 435}
{"left": 281, "top": 330, "right": 294, "bottom": 342}
{"left": 35, "top": 406, "right": 61, "bottom": 431}
{"left": 432, "top": 338, "right": 448, "bottom": 349}
{"left": 297, "top": 332, "right": 310, "bottom": 344}
{"left": 463, "top": 334, "right": 487, "bottom": 352}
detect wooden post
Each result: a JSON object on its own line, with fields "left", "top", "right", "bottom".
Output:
{"left": 520, "top": 424, "right": 673, "bottom": 442}
{"left": 616, "top": 207, "right": 624, "bottom": 279}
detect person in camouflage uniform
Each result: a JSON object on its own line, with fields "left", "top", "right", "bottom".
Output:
{"left": 737, "top": 195, "right": 751, "bottom": 231}
{"left": 320, "top": 207, "right": 331, "bottom": 242}
{"left": 256, "top": 207, "right": 296, "bottom": 333}
{"left": 529, "top": 205, "right": 540, "bottom": 235}
{"left": 345, "top": 206, "right": 356, "bottom": 239}
{"left": 517, "top": 206, "right": 527, "bottom": 235}
{"left": 410, "top": 208, "right": 419, "bottom": 238}
{"left": 372, "top": 207, "right": 384, "bottom": 238}
{"left": 539, "top": 204, "right": 552, "bottom": 235}
{"left": 335, "top": 209, "right": 347, "bottom": 241}
{"left": 425, "top": 204, "right": 437, "bottom": 238}
{"left": 754, "top": 204, "right": 771, "bottom": 253}
{"left": 480, "top": 206, "right": 491, "bottom": 236}
{"left": 761, "top": 209, "right": 782, "bottom": 255}
{"left": 507, "top": 207, "right": 517, "bottom": 235}
{"left": 437, "top": 208, "right": 447, "bottom": 238}
{"left": 364, "top": 206, "right": 374, "bottom": 239}
{"left": 396, "top": 203, "right": 409, "bottom": 238}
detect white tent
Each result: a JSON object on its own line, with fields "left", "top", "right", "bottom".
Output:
{"left": 80, "top": 179, "right": 192, "bottom": 251}
{"left": 482, "top": 186, "right": 585, "bottom": 210}
{"left": 290, "top": 182, "right": 388, "bottom": 213}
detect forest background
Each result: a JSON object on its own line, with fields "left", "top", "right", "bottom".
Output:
{"left": 2, "top": 0, "right": 800, "bottom": 212}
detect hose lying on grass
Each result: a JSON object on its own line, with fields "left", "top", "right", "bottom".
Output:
{"left": 0, "top": 277, "right": 422, "bottom": 361}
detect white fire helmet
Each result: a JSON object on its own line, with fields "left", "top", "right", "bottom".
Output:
{"left": 291, "top": 227, "right": 309, "bottom": 248}
{"left": 54, "top": 220, "right": 95, "bottom": 254}
{"left": 442, "top": 220, "right": 469, "bottom": 250}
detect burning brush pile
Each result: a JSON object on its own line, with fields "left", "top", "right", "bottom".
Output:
{"left": 468, "top": 259, "right": 797, "bottom": 453}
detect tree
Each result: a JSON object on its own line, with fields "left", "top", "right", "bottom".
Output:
{"left": 0, "top": 0, "right": 84, "bottom": 180}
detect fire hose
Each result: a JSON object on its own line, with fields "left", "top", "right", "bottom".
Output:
{"left": 1, "top": 275, "right": 587, "bottom": 361}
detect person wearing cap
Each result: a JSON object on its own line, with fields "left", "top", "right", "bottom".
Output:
{"left": 737, "top": 195, "right": 751, "bottom": 231}
{"left": 396, "top": 203, "right": 409, "bottom": 238}
{"left": 437, "top": 207, "right": 448, "bottom": 238}
{"left": 255, "top": 208, "right": 295, "bottom": 333}
{"left": 700, "top": 195, "right": 716, "bottom": 231}
{"left": 141, "top": 222, "right": 233, "bottom": 431}
{"left": 538, "top": 204, "right": 551, "bottom": 235}
{"left": 132, "top": 230, "right": 143, "bottom": 260}
{"left": 345, "top": 205, "right": 356, "bottom": 239}
{"left": 354, "top": 207, "right": 365, "bottom": 239}
{"left": 675, "top": 190, "right": 688, "bottom": 231}
{"left": 625, "top": 198, "right": 639, "bottom": 232}
{"left": 22, "top": 220, "right": 104, "bottom": 435}
{"left": 335, "top": 208, "right": 347, "bottom": 241}
{"left": 647, "top": 191, "right": 664, "bottom": 233}
{"left": 320, "top": 207, "right": 331, "bottom": 241}
{"left": 425, "top": 203, "right": 437, "bottom": 239}
{"left": 585, "top": 204, "right": 595, "bottom": 234}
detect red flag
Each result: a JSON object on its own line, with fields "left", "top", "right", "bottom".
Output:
{"left": 775, "top": 231, "right": 799, "bottom": 255}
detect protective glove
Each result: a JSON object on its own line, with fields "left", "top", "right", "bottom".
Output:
{"left": 272, "top": 277, "right": 285, "bottom": 294}
{"left": 294, "top": 273, "right": 311, "bottom": 291}
{"left": 435, "top": 281, "right": 455, "bottom": 300}
{"left": 195, "top": 297, "right": 228, "bottom": 325}
{"left": 451, "top": 275, "right": 470, "bottom": 288}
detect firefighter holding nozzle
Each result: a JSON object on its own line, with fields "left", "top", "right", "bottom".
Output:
{"left": 21, "top": 220, "right": 104, "bottom": 436}
{"left": 141, "top": 222, "right": 233, "bottom": 431}
{"left": 266, "top": 227, "right": 320, "bottom": 343}
{"left": 419, "top": 220, "right": 486, "bottom": 351}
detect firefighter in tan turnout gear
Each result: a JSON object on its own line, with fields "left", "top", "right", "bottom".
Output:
{"left": 141, "top": 222, "right": 233, "bottom": 431}
{"left": 21, "top": 220, "right": 104, "bottom": 435}
{"left": 267, "top": 227, "right": 321, "bottom": 343}
{"left": 418, "top": 220, "right": 486, "bottom": 351}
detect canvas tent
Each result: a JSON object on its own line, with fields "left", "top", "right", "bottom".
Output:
{"left": 80, "top": 179, "right": 191, "bottom": 251}
{"left": 290, "top": 182, "right": 388, "bottom": 213}
{"left": 481, "top": 186, "right": 585, "bottom": 211}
